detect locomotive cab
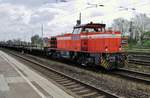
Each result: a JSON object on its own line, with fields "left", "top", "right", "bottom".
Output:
{"left": 72, "top": 22, "right": 106, "bottom": 34}
{"left": 70, "top": 22, "right": 126, "bottom": 70}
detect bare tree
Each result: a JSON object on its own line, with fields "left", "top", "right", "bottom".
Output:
{"left": 112, "top": 14, "right": 150, "bottom": 45}
{"left": 132, "top": 14, "right": 150, "bottom": 45}
{"left": 112, "top": 18, "right": 130, "bottom": 36}
{"left": 31, "top": 35, "right": 42, "bottom": 46}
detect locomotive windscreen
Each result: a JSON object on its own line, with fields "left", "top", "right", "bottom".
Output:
{"left": 74, "top": 23, "right": 106, "bottom": 33}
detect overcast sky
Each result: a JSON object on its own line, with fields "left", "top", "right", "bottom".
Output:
{"left": 0, "top": 0, "right": 150, "bottom": 41}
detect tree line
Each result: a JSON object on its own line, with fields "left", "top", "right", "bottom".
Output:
{"left": 112, "top": 13, "right": 150, "bottom": 47}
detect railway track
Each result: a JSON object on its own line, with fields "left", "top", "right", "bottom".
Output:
{"left": 113, "top": 68, "right": 150, "bottom": 85}
{"left": 128, "top": 59, "right": 150, "bottom": 66}
{"left": 131, "top": 55, "right": 150, "bottom": 59}
{"left": 7, "top": 49, "right": 150, "bottom": 85}
{"left": 128, "top": 54, "right": 150, "bottom": 66}
{"left": 17, "top": 50, "right": 150, "bottom": 85}
{"left": 7, "top": 50, "right": 120, "bottom": 98}
{"left": 3, "top": 49, "right": 150, "bottom": 97}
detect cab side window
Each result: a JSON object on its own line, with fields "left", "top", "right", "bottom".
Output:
{"left": 72, "top": 28, "right": 81, "bottom": 34}
{"left": 82, "top": 28, "right": 95, "bottom": 33}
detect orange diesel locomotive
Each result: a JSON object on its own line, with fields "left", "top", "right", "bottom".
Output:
{"left": 46, "top": 22, "right": 126, "bottom": 70}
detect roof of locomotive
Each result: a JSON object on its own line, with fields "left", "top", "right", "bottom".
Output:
{"left": 53, "top": 22, "right": 122, "bottom": 38}
{"left": 74, "top": 22, "right": 106, "bottom": 29}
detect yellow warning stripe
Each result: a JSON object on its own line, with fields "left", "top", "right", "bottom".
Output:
{"left": 105, "top": 61, "right": 110, "bottom": 69}
{"left": 101, "top": 59, "right": 110, "bottom": 69}
{"left": 125, "top": 60, "right": 128, "bottom": 65}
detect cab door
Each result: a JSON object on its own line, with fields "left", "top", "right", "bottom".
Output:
{"left": 81, "top": 34, "right": 88, "bottom": 51}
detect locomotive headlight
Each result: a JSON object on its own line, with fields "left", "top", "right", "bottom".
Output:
{"left": 119, "top": 46, "right": 122, "bottom": 51}
{"left": 105, "top": 46, "right": 108, "bottom": 52}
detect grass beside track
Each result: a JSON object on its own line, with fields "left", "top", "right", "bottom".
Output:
{"left": 125, "top": 48, "right": 150, "bottom": 54}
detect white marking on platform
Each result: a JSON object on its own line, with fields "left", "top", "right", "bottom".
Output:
{"left": 0, "top": 51, "right": 46, "bottom": 98}
{"left": 45, "top": 96, "right": 53, "bottom": 98}
{"left": 0, "top": 74, "right": 9, "bottom": 91}
{"left": 0, "top": 51, "right": 74, "bottom": 98}
{"left": 6, "top": 76, "right": 26, "bottom": 83}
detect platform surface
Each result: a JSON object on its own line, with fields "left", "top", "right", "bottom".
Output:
{"left": 0, "top": 50, "right": 74, "bottom": 98}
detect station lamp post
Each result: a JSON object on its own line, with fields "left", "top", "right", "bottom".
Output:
{"left": 41, "top": 24, "right": 44, "bottom": 50}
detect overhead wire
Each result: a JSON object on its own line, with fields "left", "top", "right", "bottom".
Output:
{"left": 50, "top": 0, "right": 150, "bottom": 25}
{"left": 101, "top": 0, "right": 150, "bottom": 19}
{"left": 51, "top": 0, "right": 107, "bottom": 22}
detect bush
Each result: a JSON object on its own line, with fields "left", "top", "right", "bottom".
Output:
{"left": 143, "top": 40, "right": 150, "bottom": 47}
{"left": 144, "top": 31, "right": 150, "bottom": 36}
